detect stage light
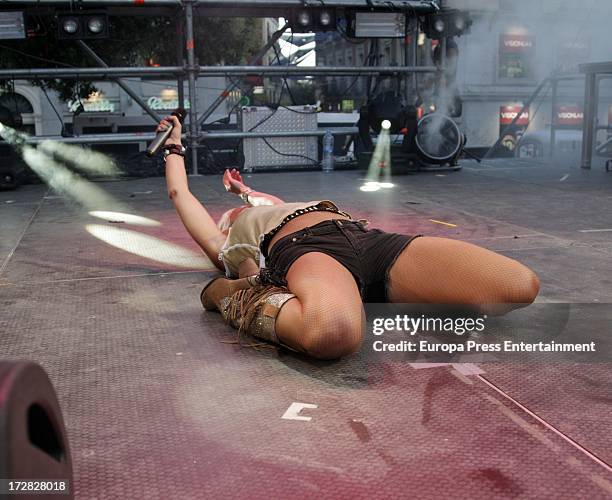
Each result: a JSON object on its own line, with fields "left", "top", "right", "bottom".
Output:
{"left": 290, "top": 8, "right": 336, "bottom": 32}
{"left": 0, "top": 11, "right": 25, "bottom": 40}
{"left": 362, "top": 91, "right": 408, "bottom": 134}
{"left": 86, "top": 16, "right": 105, "bottom": 34}
{"left": 297, "top": 11, "right": 311, "bottom": 27}
{"left": 423, "top": 9, "right": 472, "bottom": 39}
{"left": 61, "top": 18, "right": 79, "bottom": 35}
{"left": 378, "top": 182, "right": 395, "bottom": 188}
{"left": 454, "top": 16, "right": 466, "bottom": 31}
{"left": 319, "top": 11, "right": 332, "bottom": 27}
{"left": 57, "top": 12, "right": 108, "bottom": 39}
{"left": 349, "top": 12, "right": 406, "bottom": 38}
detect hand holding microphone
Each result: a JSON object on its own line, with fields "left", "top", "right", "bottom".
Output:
{"left": 147, "top": 107, "right": 186, "bottom": 157}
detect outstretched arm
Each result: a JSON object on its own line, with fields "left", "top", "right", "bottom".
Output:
{"left": 160, "top": 116, "right": 225, "bottom": 271}
{"left": 223, "top": 168, "right": 285, "bottom": 206}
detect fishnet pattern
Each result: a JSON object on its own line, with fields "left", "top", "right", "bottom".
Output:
{"left": 387, "top": 236, "right": 540, "bottom": 313}
{"left": 277, "top": 252, "right": 365, "bottom": 359}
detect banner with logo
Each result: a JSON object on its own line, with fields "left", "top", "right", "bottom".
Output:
{"left": 499, "top": 105, "right": 529, "bottom": 152}
{"left": 554, "top": 105, "right": 583, "bottom": 128}
{"left": 499, "top": 34, "right": 535, "bottom": 79}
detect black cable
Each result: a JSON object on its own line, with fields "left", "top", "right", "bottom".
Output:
{"left": 279, "top": 104, "right": 318, "bottom": 114}
{"left": 330, "top": 38, "right": 376, "bottom": 104}
{"left": 261, "top": 136, "right": 319, "bottom": 164}
{"left": 41, "top": 86, "right": 64, "bottom": 129}
{"left": 199, "top": 140, "right": 225, "bottom": 172}
{"left": 272, "top": 41, "right": 298, "bottom": 106}
{"left": 335, "top": 25, "right": 368, "bottom": 45}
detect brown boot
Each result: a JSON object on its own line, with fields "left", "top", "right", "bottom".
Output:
{"left": 223, "top": 285, "right": 296, "bottom": 345}
{"left": 200, "top": 275, "right": 259, "bottom": 312}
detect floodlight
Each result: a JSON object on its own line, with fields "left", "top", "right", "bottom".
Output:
{"left": 349, "top": 12, "right": 406, "bottom": 38}
{"left": 0, "top": 11, "right": 26, "bottom": 40}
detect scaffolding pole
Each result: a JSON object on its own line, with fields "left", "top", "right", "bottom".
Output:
{"left": 184, "top": 0, "right": 199, "bottom": 174}
{"left": 22, "top": 128, "right": 358, "bottom": 144}
{"left": 0, "top": 66, "right": 437, "bottom": 80}
{"left": 76, "top": 40, "right": 162, "bottom": 123}
{"left": 0, "top": 0, "right": 437, "bottom": 9}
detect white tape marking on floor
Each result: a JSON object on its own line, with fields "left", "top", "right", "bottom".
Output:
{"left": 578, "top": 228, "right": 612, "bottom": 233}
{"left": 409, "top": 363, "right": 452, "bottom": 369}
{"left": 452, "top": 363, "right": 486, "bottom": 376}
{"left": 409, "top": 363, "right": 485, "bottom": 375}
{"left": 281, "top": 402, "right": 318, "bottom": 422}
{"left": 559, "top": 174, "right": 570, "bottom": 181}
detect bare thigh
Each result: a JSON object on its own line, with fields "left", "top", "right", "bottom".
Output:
{"left": 387, "top": 236, "right": 540, "bottom": 311}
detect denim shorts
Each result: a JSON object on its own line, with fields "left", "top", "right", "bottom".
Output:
{"left": 259, "top": 219, "right": 421, "bottom": 302}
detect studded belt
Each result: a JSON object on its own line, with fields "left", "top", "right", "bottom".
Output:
{"left": 260, "top": 201, "right": 351, "bottom": 258}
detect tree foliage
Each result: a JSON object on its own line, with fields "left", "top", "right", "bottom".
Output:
{"left": 0, "top": 13, "right": 263, "bottom": 102}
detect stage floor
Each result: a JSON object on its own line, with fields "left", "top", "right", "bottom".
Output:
{"left": 1, "top": 159, "right": 611, "bottom": 498}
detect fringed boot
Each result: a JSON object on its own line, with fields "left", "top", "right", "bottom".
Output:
{"left": 200, "top": 275, "right": 259, "bottom": 313}
{"left": 223, "top": 285, "right": 296, "bottom": 346}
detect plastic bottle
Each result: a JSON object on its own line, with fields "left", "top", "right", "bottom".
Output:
{"left": 322, "top": 130, "right": 335, "bottom": 172}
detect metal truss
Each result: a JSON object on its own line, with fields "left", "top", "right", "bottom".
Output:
{"left": 0, "top": 0, "right": 439, "bottom": 174}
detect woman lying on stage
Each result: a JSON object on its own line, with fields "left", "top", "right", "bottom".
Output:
{"left": 159, "top": 116, "right": 540, "bottom": 359}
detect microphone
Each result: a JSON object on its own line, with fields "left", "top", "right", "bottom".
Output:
{"left": 146, "top": 107, "right": 187, "bottom": 157}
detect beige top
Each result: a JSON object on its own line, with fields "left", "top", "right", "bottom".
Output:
{"left": 219, "top": 201, "right": 340, "bottom": 277}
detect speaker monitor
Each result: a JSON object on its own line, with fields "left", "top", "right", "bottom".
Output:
{"left": 0, "top": 361, "right": 73, "bottom": 499}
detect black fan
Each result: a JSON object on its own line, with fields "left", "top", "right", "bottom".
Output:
{"left": 415, "top": 113, "right": 464, "bottom": 164}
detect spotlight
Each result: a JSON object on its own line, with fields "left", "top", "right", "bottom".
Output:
{"left": 86, "top": 16, "right": 105, "bottom": 34}
{"left": 61, "top": 17, "right": 80, "bottom": 35}
{"left": 319, "top": 11, "right": 332, "bottom": 27}
{"left": 57, "top": 12, "right": 108, "bottom": 39}
{"left": 297, "top": 11, "right": 311, "bottom": 27}
{"left": 423, "top": 9, "right": 472, "bottom": 39}
{"left": 290, "top": 8, "right": 336, "bottom": 32}
{"left": 361, "top": 91, "right": 409, "bottom": 135}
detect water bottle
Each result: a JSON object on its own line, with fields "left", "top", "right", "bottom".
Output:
{"left": 322, "top": 130, "right": 334, "bottom": 172}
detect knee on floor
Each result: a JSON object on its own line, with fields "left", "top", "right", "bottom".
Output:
{"left": 301, "top": 313, "right": 365, "bottom": 360}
